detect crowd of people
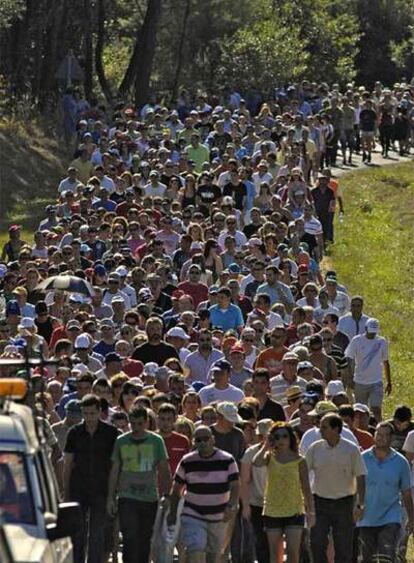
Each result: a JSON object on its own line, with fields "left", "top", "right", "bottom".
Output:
{"left": 1, "top": 79, "right": 414, "bottom": 563}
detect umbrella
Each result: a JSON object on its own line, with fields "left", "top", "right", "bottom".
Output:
{"left": 36, "top": 275, "right": 95, "bottom": 297}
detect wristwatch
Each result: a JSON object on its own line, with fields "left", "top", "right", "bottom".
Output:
{"left": 357, "top": 504, "right": 365, "bottom": 510}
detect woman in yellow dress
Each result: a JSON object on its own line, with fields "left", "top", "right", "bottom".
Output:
{"left": 253, "top": 421, "right": 314, "bottom": 563}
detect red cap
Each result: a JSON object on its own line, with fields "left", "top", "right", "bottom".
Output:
{"left": 8, "top": 224, "right": 21, "bottom": 233}
{"left": 171, "top": 289, "right": 185, "bottom": 300}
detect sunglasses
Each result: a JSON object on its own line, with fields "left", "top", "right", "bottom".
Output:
{"left": 271, "top": 432, "right": 290, "bottom": 440}
{"left": 194, "top": 436, "right": 210, "bottom": 443}
{"left": 199, "top": 338, "right": 211, "bottom": 343}
{"left": 242, "top": 338, "right": 254, "bottom": 342}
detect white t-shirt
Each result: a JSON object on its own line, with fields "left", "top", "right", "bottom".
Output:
{"left": 299, "top": 426, "right": 359, "bottom": 455}
{"left": 345, "top": 334, "right": 388, "bottom": 385}
{"left": 241, "top": 443, "right": 267, "bottom": 506}
{"left": 145, "top": 182, "right": 167, "bottom": 197}
{"left": 199, "top": 384, "right": 245, "bottom": 406}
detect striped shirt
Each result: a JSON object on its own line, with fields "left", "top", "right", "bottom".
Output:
{"left": 174, "top": 448, "right": 239, "bottom": 522}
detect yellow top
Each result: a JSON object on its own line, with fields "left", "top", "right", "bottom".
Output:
{"left": 263, "top": 456, "right": 304, "bottom": 517}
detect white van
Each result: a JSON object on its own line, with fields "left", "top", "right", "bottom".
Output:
{"left": 0, "top": 379, "right": 79, "bottom": 562}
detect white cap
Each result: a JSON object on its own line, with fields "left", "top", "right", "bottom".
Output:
{"left": 115, "top": 265, "right": 129, "bottom": 277}
{"left": 216, "top": 401, "right": 243, "bottom": 424}
{"left": 18, "top": 317, "right": 35, "bottom": 330}
{"left": 75, "top": 333, "right": 91, "bottom": 349}
{"left": 366, "top": 318, "right": 380, "bottom": 334}
{"left": 353, "top": 403, "right": 370, "bottom": 414}
{"left": 326, "top": 380, "right": 345, "bottom": 397}
{"left": 166, "top": 327, "right": 190, "bottom": 340}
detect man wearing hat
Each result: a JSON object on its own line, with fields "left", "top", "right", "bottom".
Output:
{"left": 345, "top": 318, "right": 391, "bottom": 421}
{"left": 39, "top": 205, "right": 58, "bottom": 231}
{"left": 52, "top": 399, "right": 83, "bottom": 450}
{"left": 102, "top": 273, "right": 131, "bottom": 309}
{"left": 299, "top": 401, "right": 359, "bottom": 455}
{"left": 72, "top": 333, "right": 103, "bottom": 373}
{"left": 269, "top": 351, "right": 307, "bottom": 405}
{"left": 165, "top": 326, "right": 191, "bottom": 363}
{"left": 284, "top": 385, "right": 303, "bottom": 420}
{"left": 145, "top": 170, "right": 167, "bottom": 197}
{"left": 199, "top": 359, "right": 244, "bottom": 405}
{"left": 229, "top": 343, "right": 253, "bottom": 389}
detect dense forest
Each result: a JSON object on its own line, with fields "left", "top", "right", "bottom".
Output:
{"left": 0, "top": 0, "right": 413, "bottom": 111}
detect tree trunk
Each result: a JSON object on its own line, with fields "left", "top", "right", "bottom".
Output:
{"left": 95, "top": 0, "right": 113, "bottom": 102}
{"left": 83, "top": 0, "right": 93, "bottom": 100}
{"left": 118, "top": 0, "right": 162, "bottom": 102}
{"left": 171, "top": 0, "right": 191, "bottom": 102}
{"left": 134, "top": 0, "right": 162, "bottom": 108}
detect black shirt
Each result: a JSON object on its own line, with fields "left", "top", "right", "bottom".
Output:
{"left": 211, "top": 425, "right": 246, "bottom": 462}
{"left": 223, "top": 181, "right": 247, "bottom": 210}
{"left": 132, "top": 341, "right": 179, "bottom": 365}
{"left": 258, "top": 397, "right": 286, "bottom": 422}
{"left": 64, "top": 420, "right": 119, "bottom": 500}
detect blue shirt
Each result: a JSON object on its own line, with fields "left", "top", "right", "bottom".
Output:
{"left": 357, "top": 447, "right": 411, "bottom": 528}
{"left": 209, "top": 303, "right": 244, "bottom": 332}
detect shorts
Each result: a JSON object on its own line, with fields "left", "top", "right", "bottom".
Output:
{"left": 263, "top": 513, "right": 305, "bottom": 532}
{"left": 360, "top": 130, "right": 375, "bottom": 139}
{"left": 180, "top": 515, "right": 225, "bottom": 553}
{"left": 354, "top": 381, "right": 384, "bottom": 408}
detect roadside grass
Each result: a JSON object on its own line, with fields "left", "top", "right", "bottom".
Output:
{"left": 328, "top": 162, "right": 414, "bottom": 417}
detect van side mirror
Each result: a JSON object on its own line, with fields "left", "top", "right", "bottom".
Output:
{"left": 46, "top": 502, "right": 81, "bottom": 541}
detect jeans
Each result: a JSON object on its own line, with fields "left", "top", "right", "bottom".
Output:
{"left": 359, "top": 523, "right": 400, "bottom": 562}
{"left": 72, "top": 495, "right": 107, "bottom": 563}
{"left": 118, "top": 498, "right": 158, "bottom": 563}
{"left": 310, "top": 494, "right": 354, "bottom": 563}
{"left": 250, "top": 505, "right": 269, "bottom": 563}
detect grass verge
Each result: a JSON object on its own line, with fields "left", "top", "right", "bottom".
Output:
{"left": 328, "top": 161, "right": 414, "bottom": 417}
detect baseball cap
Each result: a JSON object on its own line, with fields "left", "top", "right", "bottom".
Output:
{"left": 66, "top": 399, "right": 82, "bottom": 415}
{"left": 66, "top": 320, "right": 81, "bottom": 330}
{"left": 216, "top": 401, "right": 243, "bottom": 424}
{"left": 155, "top": 366, "right": 171, "bottom": 380}
{"left": 105, "top": 352, "right": 122, "bottom": 364}
{"left": 18, "top": 317, "right": 35, "bottom": 330}
{"left": 6, "top": 300, "right": 20, "bottom": 315}
{"left": 74, "top": 333, "right": 91, "bottom": 349}
{"left": 326, "top": 380, "right": 345, "bottom": 397}
{"left": 115, "top": 265, "right": 129, "bottom": 277}
{"left": 143, "top": 362, "right": 158, "bottom": 376}
{"left": 256, "top": 418, "right": 273, "bottom": 436}
{"left": 308, "top": 400, "right": 338, "bottom": 417}
{"left": 100, "top": 318, "right": 115, "bottom": 329}
{"left": 228, "top": 263, "right": 241, "bottom": 274}
{"left": 353, "top": 403, "right": 370, "bottom": 414}
{"left": 138, "top": 288, "right": 154, "bottom": 302}
{"left": 8, "top": 224, "right": 21, "bottom": 233}
{"left": 212, "top": 359, "right": 231, "bottom": 372}
{"left": 366, "top": 318, "right": 380, "bottom": 334}
{"left": 247, "top": 238, "right": 262, "bottom": 247}
{"left": 297, "top": 360, "right": 313, "bottom": 371}
{"left": 166, "top": 327, "right": 190, "bottom": 340}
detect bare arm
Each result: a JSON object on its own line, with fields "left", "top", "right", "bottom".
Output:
{"left": 252, "top": 442, "right": 270, "bottom": 467}
{"left": 299, "top": 459, "right": 314, "bottom": 514}
{"left": 158, "top": 458, "right": 172, "bottom": 497}
{"left": 240, "top": 462, "right": 252, "bottom": 519}
{"left": 167, "top": 480, "right": 186, "bottom": 526}
{"left": 384, "top": 360, "right": 392, "bottom": 394}
{"left": 107, "top": 458, "right": 120, "bottom": 516}
{"left": 402, "top": 488, "right": 414, "bottom": 532}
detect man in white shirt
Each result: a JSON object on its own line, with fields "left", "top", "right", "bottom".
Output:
{"left": 58, "top": 167, "right": 83, "bottom": 195}
{"left": 94, "top": 165, "right": 115, "bottom": 193}
{"left": 299, "top": 401, "right": 359, "bottom": 455}
{"left": 345, "top": 318, "right": 391, "bottom": 421}
{"left": 306, "top": 412, "right": 367, "bottom": 563}
{"left": 199, "top": 360, "right": 245, "bottom": 405}
{"left": 252, "top": 161, "right": 273, "bottom": 195}
{"left": 145, "top": 170, "right": 167, "bottom": 197}
{"left": 218, "top": 216, "right": 247, "bottom": 250}
{"left": 338, "top": 295, "right": 369, "bottom": 340}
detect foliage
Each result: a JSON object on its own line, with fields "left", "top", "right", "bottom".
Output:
{"left": 0, "top": 0, "right": 25, "bottom": 29}
{"left": 329, "top": 163, "right": 414, "bottom": 415}
{"left": 217, "top": 19, "right": 307, "bottom": 94}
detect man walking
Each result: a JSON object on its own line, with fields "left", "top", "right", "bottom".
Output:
{"left": 107, "top": 405, "right": 171, "bottom": 563}
{"left": 345, "top": 317, "right": 391, "bottom": 421}
{"left": 358, "top": 422, "right": 414, "bottom": 562}
{"left": 306, "top": 412, "right": 367, "bottom": 563}
{"left": 168, "top": 425, "right": 240, "bottom": 563}
{"left": 63, "top": 394, "right": 119, "bottom": 563}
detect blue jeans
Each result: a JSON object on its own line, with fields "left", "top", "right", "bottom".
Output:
{"left": 359, "top": 523, "right": 400, "bottom": 562}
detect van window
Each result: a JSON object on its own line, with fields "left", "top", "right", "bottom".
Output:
{"left": 0, "top": 452, "right": 35, "bottom": 525}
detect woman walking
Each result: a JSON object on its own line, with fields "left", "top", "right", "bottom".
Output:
{"left": 253, "top": 422, "right": 314, "bottom": 563}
